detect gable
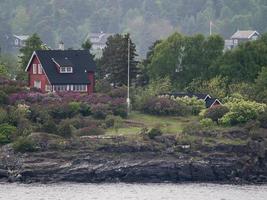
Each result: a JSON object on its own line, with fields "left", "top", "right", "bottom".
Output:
{"left": 33, "top": 50, "right": 96, "bottom": 84}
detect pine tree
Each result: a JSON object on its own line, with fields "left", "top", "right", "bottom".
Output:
{"left": 100, "top": 34, "right": 139, "bottom": 86}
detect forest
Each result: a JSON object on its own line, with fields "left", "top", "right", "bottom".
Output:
{"left": 0, "top": 0, "right": 267, "bottom": 56}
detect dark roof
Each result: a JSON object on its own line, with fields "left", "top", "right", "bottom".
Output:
{"left": 34, "top": 50, "right": 96, "bottom": 84}
{"left": 205, "top": 98, "right": 221, "bottom": 108}
{"left": 164, "top": 92, "right": 210, "bottom": 100}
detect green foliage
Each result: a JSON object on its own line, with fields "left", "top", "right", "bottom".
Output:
{"left": 147, "top": 127, "right": 163, "bottom": 139}
{"left": 253, "top": 67, "right": 267, "bottom": 103}
{"left": 0, "top": 108, "right": 8, "bottom": 123}
{"left": 13, "top": 137, "right": 37, "bottom": 153}
{"left": 200, "top": 118, "right": 214, "bottom": 128}
{"left": 0, "top": 91, "right": 8, "bottom": 104}
{"left": 220, "top": 97, "right": 266, "bottom": 125}
{"left": 258, "top": 111, "right": 267, "bottom": 129}
{"left": 42, "top": 119, "right": 57, "bottom": 134}
{"left": 99, "top": 34, "right": 139, "bottom": 86}
{"left": 186, "top": 76, "right": 228, "bottom": 99}
{"left": 204, "top": 105, "right": 229, "bottom": 123}
{"left": 148, "top": 33, "right": 224, "bottom": 88}
{"left": 133, "top": 77, "right": 172, "bottom": 110}
{"left": 57, "top": 121, "right": 73, "bottom": 138}
{"left": 173, "top": 96, "right": 206, "bottom": 115}
{"left": 0, "top": 123, "right": 16, "bottom": 144}
{"left": 19, "top": 33, "right": 43, "bottom": 79}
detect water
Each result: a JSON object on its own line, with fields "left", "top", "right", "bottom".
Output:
{"left": 0, "top": 183, "right": 266, "bottom": 200}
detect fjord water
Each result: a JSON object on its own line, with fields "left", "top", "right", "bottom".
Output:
{"left": 1, "top": 183, "right": 266, "bottom": 200}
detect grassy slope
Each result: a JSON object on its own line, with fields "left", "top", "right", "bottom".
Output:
{"left": 106, "top": 112, "right": 198, "bottom": 135}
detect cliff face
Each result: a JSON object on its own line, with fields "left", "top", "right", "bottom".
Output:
{"left": 0, "top": 133, "right": 267, "bottom": 184}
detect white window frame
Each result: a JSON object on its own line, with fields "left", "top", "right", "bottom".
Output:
{"left": 34, "top": 80, "right": 41, "bottom": 89}
{"left": 38, "top": 64, "right": 42, "bottom": 74}
{"left": 60, "top": 67, "right": 73, "bottom": 73}
{"left": 33, "top": 64, "right": 37, "bottom": 74}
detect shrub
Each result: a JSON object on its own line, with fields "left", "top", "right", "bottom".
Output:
{"left": 174, "top": 96, "right": 206, "bottom": 115}
{"left": 91, "top": 103, "right": 111, "bottom": 119}
{"left": 0, "top": 91, "right": 8, "bottom": 104}
{"left": 0, "top": 108, "right": 8, "bottom": 124}
{"left": 220, "top": 98, "right": 266, "bottom": 126}
{"left": 0, "top": 123, "right": 16, "bottom": 144}
{"left": 79, "top": 103, "right": 91, "bottom": 116}
{"left": 142, "top": 97, "right": 187, "bottom": 116}
{"left": 57, "top": 121, "right": 73, "bottom": 138}
{"left": 204, "top": 105, "right": 229, "bottom": 123}
{"left": 258, "top": 111, "right": 267, "bottom": 128}
{"left": 109, "top": 87, "right": 127, "bottom": 98}
{"left": 13, "top": 137, "right": 37, "bottom": 152}
{"left": 42, "top": 119, "right": 57, "bottom": 134}
{"left": 105, "top": 115, "right": 123, "bottom": 133}
{"left": 50, "top": 103, "right": 80, "bottom": 119}
{"left": 147, "top": 127, "right": 163, "bottom": 139}
{"left": 29, "top": 105, "right": 49, "bottom": 123}
{"left": 110, "top": 98, "right": 128, "bottom": 118}
{"left": 200, "top": 118, "right": 214, "bottom": 128}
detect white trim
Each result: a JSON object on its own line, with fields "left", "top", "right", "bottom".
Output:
{"left": 25, "top": 51, "right": 36, "bottom": 72}
{"left": 25, "top": 52, "right": 52, "bottom": 86}
{"left": 248, "top": 31, "right": 260, "bottom": 39}
{"left": 204, "top": 94, "right": 212, "bottom": 101}
{"left": 210, "top": 99, "right": 223, "bottom": 107}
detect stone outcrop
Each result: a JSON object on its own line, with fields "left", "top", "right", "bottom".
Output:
{"left": 0, "top": 134, "right": 266, "bottom": 184}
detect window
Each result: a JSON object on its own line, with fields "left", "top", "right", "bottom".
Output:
{"left": 15, "top": 39, "right": 19, "bottom": 45}
{"left": 38, "top": 64, "right": 42, "bottom": 74}
{"left": 73, "top": 85, "right": 87, "bottom": 92}
{"left": 34, "top": 80, "right": 41, "bottom": 89}
{"left": 33, "top": 64, "right": 37, "bottom": 74}
{"left": 60, "top": 67, "right": 73, "bottom": 73}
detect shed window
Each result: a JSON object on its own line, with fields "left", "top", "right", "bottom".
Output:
{"left": 38, "top": 64, "right": 42, "bottom": 74}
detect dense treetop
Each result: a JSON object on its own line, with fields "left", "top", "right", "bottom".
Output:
{"left": 0, "top": 0, "right": 266, "bottom": 56}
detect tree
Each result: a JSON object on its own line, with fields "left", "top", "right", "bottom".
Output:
{"left": 82, "top": 39, "right": 92, "bottom": 50}
{"left": 99, "top": 34, "right": 139, "bottom": 86}
{"left": 19, "top": 33, "right": 43, "bottom": 69}
{"left": 18, "top": 34, "right": 43, "bottom": 80}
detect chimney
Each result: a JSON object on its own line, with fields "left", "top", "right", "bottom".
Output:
{"left": 59, "top": 41, "right": 64, "bottom": 50}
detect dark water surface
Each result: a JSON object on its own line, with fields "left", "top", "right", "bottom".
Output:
{"left": 0, "top": 183, "right": 266, "bottom": 200}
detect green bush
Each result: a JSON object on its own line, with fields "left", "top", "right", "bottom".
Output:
{"left": 13, "top": 137, "right": 37, "bottom": 152}
{"left": 147, "top": 127, "right": 163, "bottom": 139}
{"left": 57, "top": 121, "right": 73, "bottom": 138}
{"left": 79, "top": 103, "right": 91, "bottom": 116}
{"left": 183, "top": 121, "right": 202, "bottom": 135}
{"left": 0, "top": 91, "right": 8, "bottom": 104}
{"left": 42, "top": 119, "right": 57, "bottom": 133}
{"left": 200, "top": 118, "right": 214, "bottom": 128}
{"left": 0, "top": 108, "right": 8, "bottom": 124}
{"left": 204, "top": 105, "right": 229, "bottom": 123}
{"left": 0, "top": 123, "right": 16, "bottom": 144}
{"left": 174, "top": 96, "right": 206, "bottom": 115}
{"left": 258, "top": 111, "right": 267, "bottom": 128}
{"left": 220, "top": 98, "right": 266, "bottom": 126}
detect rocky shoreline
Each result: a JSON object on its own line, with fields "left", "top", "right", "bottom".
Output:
{"left": 0, "top": 133, "right": 266, "bottom": 184}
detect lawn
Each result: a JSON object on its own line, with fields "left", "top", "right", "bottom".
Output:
{"left": 106, "top": 112, "right": 198, "bottom": 135}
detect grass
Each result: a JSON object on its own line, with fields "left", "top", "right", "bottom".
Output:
{"left": 106, "top": 111, "right": 198, "bottom": 135}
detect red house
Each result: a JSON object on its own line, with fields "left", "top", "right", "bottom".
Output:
{"left": 25, "top": 50, "right": 96, "bottom": 94}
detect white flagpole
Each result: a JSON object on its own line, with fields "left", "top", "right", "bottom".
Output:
{"left": 127, "top": 36, "right": 130, "bottom": 115}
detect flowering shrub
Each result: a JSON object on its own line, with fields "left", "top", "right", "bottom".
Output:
{"left": 173, "top": 96, "right": 206, "bottom": 115}
{"left": 109, "top": 87, "right": 127, "bottom": 98}
{"left": 220, "top": 98, "right": 266, "bottom": 125}
{"left": 204, "top": 105, "right": 229, "bottom": 123}
{"left": 91, "top": 103, "right": 111, "bottom": 119}
{"left": 142, "top": 97, "right": 187, "bottom": 116}
{"left": 110, "top": 98, "right": 127, "bottom": 118}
